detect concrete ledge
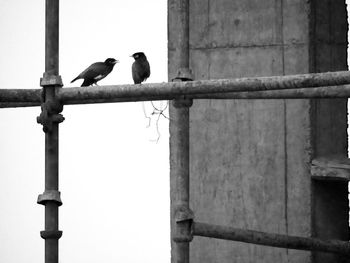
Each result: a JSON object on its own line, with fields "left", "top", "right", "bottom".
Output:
{"left": 311, "top": 157, "right": 350, "bottom": 181}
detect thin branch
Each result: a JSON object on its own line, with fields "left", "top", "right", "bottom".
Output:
{"left": 150, "top": 111, "right": 163, "bottom": 143}
{"left": 142, "top": 101, "right": 152, "bottom": 128}
{"left": 151, "top": 100, "right": 170, "bottom": 119}
{"left": 148, "top": 100, "right": 170, "bottom": 143}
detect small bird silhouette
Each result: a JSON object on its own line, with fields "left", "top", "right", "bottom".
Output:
{"left": 71, "top": 58, "right": 118, "bottom": 87}
{"left": 131, "top": 52, "right": 150, "bottom": 84}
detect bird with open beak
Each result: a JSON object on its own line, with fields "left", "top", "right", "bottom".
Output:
{"left": 71, "top": 58, "right": 118, "bottom": 87}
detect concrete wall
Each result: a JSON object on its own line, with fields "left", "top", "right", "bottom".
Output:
{"left": 310, "top": 1, "right": 348, "bottom": 262}
{"left": 168, "top": 0, "right": 348, "bottom": 262}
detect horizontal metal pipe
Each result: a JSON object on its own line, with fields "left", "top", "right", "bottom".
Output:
{"left": 0, "top": 89, "right": 41, "bottom": 103}
{"left": 57, "top": 71, "right": 350, "bottom": 103}
{"left": 2, "top": 75, "right": 350, "bottom": 108}
{"left": 58, "top": 85, "right": 350, "bottom": 105}
{"left": 1, "top": 85, "right": 350, "bottom": 109}
{"left": 192, "top": 222, "right": 350, "bottom": 255}
{"left": 1, "top": 86, "right": 350, "bottom": 108}
{"left": 193, "top": 85, "right": 350, "bottom": 99}
{"left": 0, "top": 102, "right": 41, "bottom": 108}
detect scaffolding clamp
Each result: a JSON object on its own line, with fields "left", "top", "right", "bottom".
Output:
{"left": 40, "top": 74, "right": 63, "bottom": 87}
{"left": 37, "top": 74, "right": 64, "bottom": 132}
{"left": 173, "top": 205, "right": 194, "bottom": 242}
{"left": 173, "top": 67, "right": 193, "bottom": 82}
{"left": 172, "top": 98, "right": 193, "bottom": 108}
{"left": 40, "top": 230, "right": 63, "bottom": 240}
{"left": 172, "top": 67, "right": 193, "bottom": 107}
{"left": 37, "top": 190, "right": 62, "bottom": 206}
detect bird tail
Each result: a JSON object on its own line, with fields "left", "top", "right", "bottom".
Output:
{"left": 81, "top": 79, "right": 94, "bottom": 87}
{"left": 71, "top": 76, "right": 79, "bottom": 83}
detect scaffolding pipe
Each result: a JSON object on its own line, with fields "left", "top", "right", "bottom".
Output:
{"left": 191, "top": 85, "right": 350, "bottom": 99}
{"left": 169, "top": 0, "right": 192, "bottom": 263}
{"left": 170, "top": 99, "right": 192, "bottom": 263}
{"left": 2, "top": 84, "right": 350, "bottom": 108}
{"left": 2, "top": 73, "right": 350, "bottom": 108}
{"left": 2, "top": 85, "right": 350, "bottom": 109}
{"left": 57, "top": 70, "right": 350, "bottom": 102}
{"left": 0, "top": 89, "right": 41, "bottom": 103}
{"left": 55, "top": 84, "right": 350, "bottom": 104}
{"left": 192, "top": 222, "right": 350, "bottom": 255}
{"left": 37, "top": 1, "right": 62, "bottom": 263}
{"left": 0, "top": 102, "right": 41, "bottom": 108}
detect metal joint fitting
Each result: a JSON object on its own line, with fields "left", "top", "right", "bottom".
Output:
{"left": 37, "top": 75, "right": 65, "bottom": 132}
{"left": 173, "top": 68, "right": 193, "bottom": 81}
{"left": 40, "top": 74, "right": 63, "bottom": 88}
{"left": 173, "top": 98, "right": 193, "bottom": 108}
{"left": 40, "top": 230, "right": 63, "bottom": 240}
{"left": 37, "top": 190, "right": 62, "bottom": 206}
{"left": 37, "top": 106, "right": 65, "bottom": 133}
{"left": 173, "top": 205, "right": 194, "bottom": 242}
{"left": 172, "top": 68, "right": 193, "bottom": 107}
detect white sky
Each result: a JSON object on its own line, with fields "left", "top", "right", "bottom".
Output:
{"left": 0, "top": 1, "right": 169, "bottom": 263}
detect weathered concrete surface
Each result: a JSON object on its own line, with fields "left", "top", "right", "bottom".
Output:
{"left": 312, "top": 180, "right": 349, "bottom": 263}
{"left": 168, "top": 0, "right": 348, "bottom": 262}
{"left": 310, "top": 0, "right": 349, "bottom": 262}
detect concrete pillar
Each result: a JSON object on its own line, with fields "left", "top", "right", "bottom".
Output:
{"left": 168, "top": 0, "right": 348, "bottom": 262}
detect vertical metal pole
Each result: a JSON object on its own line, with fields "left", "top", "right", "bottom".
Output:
{"left": 173, "top": 0, "right": 190, "bottom": 69}
{"left": 37, "top": 1, "right": 63, "bottom": 263}
{"left": 45, "top": 0, "right": 59, "bottom": 76}
{"left": 169, "top": 0, "right": 193, "bottom": 263}
{"left": 170, "top": 99, "right": 193, "bottom": 263}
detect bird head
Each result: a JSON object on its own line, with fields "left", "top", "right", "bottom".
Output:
{"left": 104, "top": 58, "right": 119, "bottom": 65}
{"left": 131, "top": 52, "right": 146, "bottom": 60}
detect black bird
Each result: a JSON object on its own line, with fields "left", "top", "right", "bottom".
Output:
{"left": 131, "top": 52, "right": 150, "bottom": 84}
{"left": 71, "top": 58, "right": 118, "bottom": 87}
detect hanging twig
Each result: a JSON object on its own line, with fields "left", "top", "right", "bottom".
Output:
{"left": 151, "top": 100, "right": 170, "bottom": 120}
{"left": 142, "top": 101, "right": 152, "bottom": 128}
{"left": 147, "top": 100, "right": 170, "bottom": 143}
{"left": 150, "top": 110, "right": 163, "bottom": 143}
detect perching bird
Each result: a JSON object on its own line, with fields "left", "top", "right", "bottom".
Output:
{"left": 131, "top": 52, "right": 150, "bottom": 84}
{"left": 71, "top": 58, "right": 118, "bottom": 87}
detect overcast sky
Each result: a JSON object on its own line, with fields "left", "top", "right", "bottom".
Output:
{"left": 0, "top": 1, "right": 169, "bottom": 263}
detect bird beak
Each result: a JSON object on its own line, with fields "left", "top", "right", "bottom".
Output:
{"left": 130, "top": 55, "right": 133, "bottom": 58}
{"left": 114, "top": 60, "right": 119, "bottom": 64}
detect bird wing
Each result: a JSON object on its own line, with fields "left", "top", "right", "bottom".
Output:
{"left": 77, "top": 62, "right": 109, "bottom": 80}
{"left": 132, "top": 60, "right": 150, "bottom": 84}
{"left": 143, "top": 60, "right": 151, "bottom": 79}
{"left": 132, "top": 63, "right": 141, "bottom": 84}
